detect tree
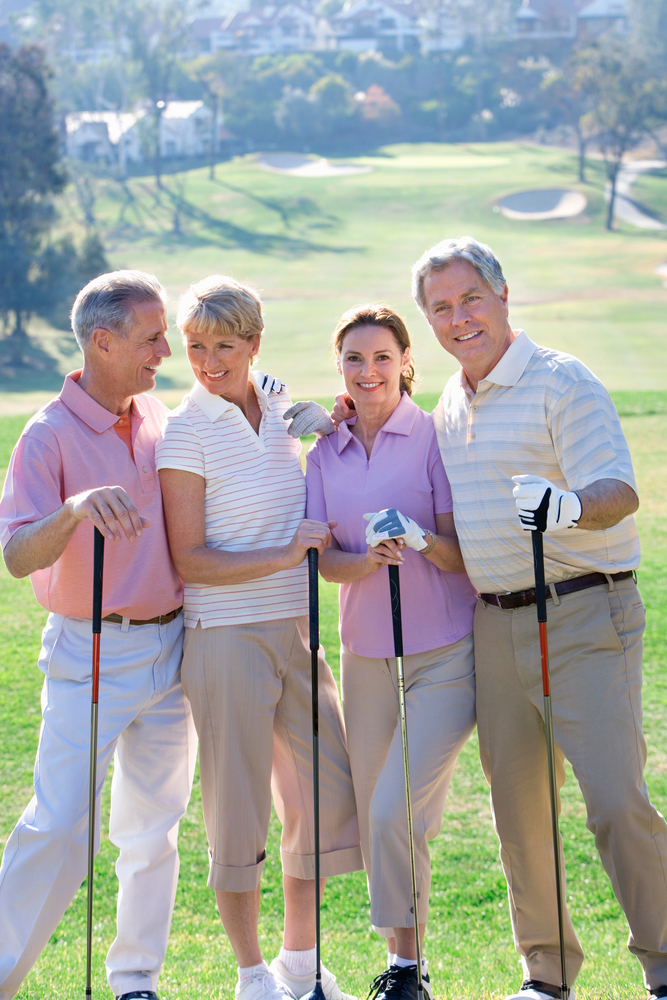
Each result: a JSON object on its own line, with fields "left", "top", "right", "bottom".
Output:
{"left": 0, "top": 44, "right": 65, "bottom": 364}
{"left": 578, "top": 40, "right": 667, "bottom": 230}
{"left": 541, "top": 56, "right": 598, "bottom": 184}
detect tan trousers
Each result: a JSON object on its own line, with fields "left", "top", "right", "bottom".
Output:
{"left": 475, "top": 577, "right": 667, "bottom": 990}
{"left": 342, "top": 634, "right": 476, "bottom": 935}
{"left": 182, "top": 617, "right": 363, "bottom": 892}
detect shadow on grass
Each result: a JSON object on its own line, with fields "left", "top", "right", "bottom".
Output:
{"left": 0, "top": 336, "right": 68, "bottom": 392}
{"left": 210, "top": 177, "right": 339, "bottom": 231}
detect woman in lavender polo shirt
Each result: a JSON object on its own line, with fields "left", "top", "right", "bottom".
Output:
{"left": 306, "top": 305, "right": 477, "bottom": 1000}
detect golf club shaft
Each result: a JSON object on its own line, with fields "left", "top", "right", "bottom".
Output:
{"left": 86, "top": 527, "right": 105, "bottom": 998}
{"left": 531, "top": 530, "right": 568, "bottom": 998}
{"left": 388, "top": 565, "right": 423, "bottom": 999}
{"left": 308, "top": 548, "right": 322, "bottom": 988}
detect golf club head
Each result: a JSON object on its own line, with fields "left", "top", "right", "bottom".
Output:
{"left": 302, "top": 984, "right": 327, "bottom": 1000}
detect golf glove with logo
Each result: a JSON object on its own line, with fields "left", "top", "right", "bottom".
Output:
{"left": 256, "top": 371, "right": 287, "bottom": 395}
{"left": 512, "top": 474, "right": 582, "bottom": 531}
{"left": 363, "top": 508, "right": 429, "bottom": 551}
{"left": 283, "top": 401, "right": 336, "bottom": 438}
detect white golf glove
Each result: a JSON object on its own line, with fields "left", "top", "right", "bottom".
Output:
{"left": 256, "top": 371, "right": 287, "bottom": 395}
{"left": 283, "top": 401, "right": 335, "bottom": 438}
{"left": 363, "top": 508, "right": 428, "bottom": 552}
{"left": 512, "top": 474, "right": 582, "bottom": 531}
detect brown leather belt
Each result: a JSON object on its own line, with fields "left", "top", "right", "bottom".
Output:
{"left": 102, "top": 606, "right": 183, "bottom": 626}
{"left": 480, "top": 571, "right": 635, "bottom": 611}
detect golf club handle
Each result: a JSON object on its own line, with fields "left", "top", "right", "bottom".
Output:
{"left": 531, "top": 529, "right": 547, "bottom": 624}
{"left": 388, "top": 564, "right": 404, "bottom": 658}
{"left": 92, "top": 528, "right": 105, "bottom": 634}
{"left": 308, "top": 548, "right": 319, "bottom": 652}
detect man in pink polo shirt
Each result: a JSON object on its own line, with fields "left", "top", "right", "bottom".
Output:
{"left": 0, "top": 271, "right": 197, "bottom": 1000}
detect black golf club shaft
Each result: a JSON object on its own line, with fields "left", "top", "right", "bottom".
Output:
{"left": 308, "top": 548, "right": 324, "bottom": 996}
{"left": 388, "top": 565, "right": 423, "bottom": 1000}
{"left": 86, "top": 527, "right": 105, "bottom": 999}
{"left": 531, "top": 527, "right": 568, "bottom": 999}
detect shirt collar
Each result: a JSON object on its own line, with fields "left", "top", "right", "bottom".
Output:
{"left": 59, "top": 370, "right": 146, "bottom": 433}
{"left": 190, "top": 370, "right": 269, "bottom": 423}
{"left": 336, "top": 391, "right": 419, "bottom": 454}
{"left": 480, "top": 330, "right": 537, "bottom": 388}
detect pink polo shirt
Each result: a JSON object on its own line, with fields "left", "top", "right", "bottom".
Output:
{"left": 0, "top": 371, "right": 182, "bottom": 620}
{"left": 306, "top": 392, "right": 476, "bottom": 658}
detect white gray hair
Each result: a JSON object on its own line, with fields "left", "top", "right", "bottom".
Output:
{"left": 412, "top": 236, "right": 506, "bottom": 313}
{"left": 71, "top": 270, "right": 166, "bottom": 349}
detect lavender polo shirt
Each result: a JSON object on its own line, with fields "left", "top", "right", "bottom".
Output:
{"left": 306, "top": 392, "right": 476, "bottom": 659}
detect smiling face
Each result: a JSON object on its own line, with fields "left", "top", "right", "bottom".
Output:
{"left": 106, "top": 299, "right": 170, "bottom": 398}
{"left": 422, "top": 259, "right": 513, "bottom": 388}
{"left": 183, "top": 326, "right": 261, "bottom": 400}
{"left": 338, "top": 325, "right": 411, "bottom": 413}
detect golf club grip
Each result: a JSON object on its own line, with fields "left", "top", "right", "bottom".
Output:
{"left": 388, "top": 564, "right": 404, "bottom": 658}
{"left": 308, "top": 548, "right": 319, "bottom": 651}
{"left": 531, "top": 529, "right": 547, "bottom": 624}
{"left": 92, "top": 528, "right": 105, "bottom": 634}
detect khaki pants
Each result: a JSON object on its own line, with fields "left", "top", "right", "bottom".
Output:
{"left": 341, "top": 634, "right": 475, "bottom": 935}
{"left": 182, "top": 617, "right": 363, "bottom": 892}
{"left": 475, "top": 577, "right": 667, "bottom": 990}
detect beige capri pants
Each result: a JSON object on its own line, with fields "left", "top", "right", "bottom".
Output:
{"left": 182, "top": 616, "right": 363, "bottom": 892}
{"left": 341, "top": 633, "right": 475, "bottom": 935}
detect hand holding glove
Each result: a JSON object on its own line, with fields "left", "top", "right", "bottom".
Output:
{"left": 512, "top": 474, "right": 582, "bottom": 531}
{"left": 363, "top": 508, "right": 429, "bottom": 552}
{"left": 283, "top": 401, "right": 335, "bottom": 439}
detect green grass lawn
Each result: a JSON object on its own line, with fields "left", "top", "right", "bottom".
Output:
{"left": 1, "top": 403, "right": 665, "bottom": 1000}
{"left": 2, "top": 142, "right": 667, "bottom": 411}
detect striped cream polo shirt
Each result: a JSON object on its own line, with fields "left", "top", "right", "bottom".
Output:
{"left": 432, "top": 330, "right": 640, "bottom": 595}
{"left": 155, "top": 373, "right": 308, "bottom": 628}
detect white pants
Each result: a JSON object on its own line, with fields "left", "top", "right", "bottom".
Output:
{"left": 0, "top": 613, "right": 197, "bottom": 1000}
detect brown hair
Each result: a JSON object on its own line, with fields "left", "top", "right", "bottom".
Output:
{"left": 333, "top": 304, "right": 416, "bottom": 396}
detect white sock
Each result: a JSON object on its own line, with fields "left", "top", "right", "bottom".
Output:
{"left": 388, "top": 952, "right": 396, "bottom": 968}
{"left": 279, "top": 946, "right": 317, "bottom": 978}
{"left": 239, "top": 961, "right": 270, "bottom": 983}
{"left": 394, "top": 956, "right": 417, "bottom": 969}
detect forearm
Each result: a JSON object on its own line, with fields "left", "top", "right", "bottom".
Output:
{"left": 318, "top": 548, "right": 372, "bottom": 583}
{"left": 423, "top": 533, "right": 466, "bottom": 574}
{"left": 2, "top": 502, "right": 81, "bottom": 579}
{"left": 174, "top": 542, "right": 297, "bottom": 586}
{"left": 575, "top": 478, "right": 638, "bottom": 531}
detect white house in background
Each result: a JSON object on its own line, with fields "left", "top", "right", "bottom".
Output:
{"left": 418, "top": 5, "right": 465, "bottom": 52}
{"left": 332, "top": 0, "right": 421, "bottom": 52}
{"left": 189, "top": 5, "right": 334, "bottom": 55}
{"left": 65, "top": 110, "right": 146, "bottom": 162}
{"left": 577, "top": 0, "right": 627, "bottom": 37}
{"left": 159, "top": 101, "right": 213, "bottom": 158}
{"left": 65, "top": 101, "right": 214, "bottom": 163}
{"left": 511, "top": 0, "right": 579, "bottom": 38}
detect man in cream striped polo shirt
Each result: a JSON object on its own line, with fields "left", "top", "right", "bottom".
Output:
{"left": 412, "top": 237, "right": 667, "bottom": 1000}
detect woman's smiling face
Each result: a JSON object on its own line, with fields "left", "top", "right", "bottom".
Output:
{"left": 183, "top": 326, "right": 260, "bottom": 398}
{"left": 339, "top": 325, "right": 411, "bottom": 410}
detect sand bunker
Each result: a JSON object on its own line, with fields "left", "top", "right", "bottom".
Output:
{"left": 257, "top": 153, "right": 372, "bottom": 177}
{"left": 498, "top": 188, "right": 587, "bottom": 221}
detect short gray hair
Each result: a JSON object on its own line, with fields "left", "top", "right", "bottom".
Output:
{"left": 412, "top": 236, "right": 506, "bottom": 313}
{"left": 177, "top": 275, "right": 264, "bottom": 343}
{"left": 71, "top": 270, "right": 166, "bottom": 349}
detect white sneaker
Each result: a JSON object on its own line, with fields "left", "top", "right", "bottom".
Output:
{"left": 236, "top": 967, "right": 297, "bottom": 1000}
{"left": 269, "top": 957, "right": 358, "bottom": 1000}
{"left": 504, "top": 981, "right": 574, "bottom": 1000}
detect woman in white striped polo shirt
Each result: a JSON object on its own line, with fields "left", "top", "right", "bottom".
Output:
{"left": 155, "top": 276, "right": 363, "bottom": 1000}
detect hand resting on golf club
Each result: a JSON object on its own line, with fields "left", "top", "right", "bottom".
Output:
{"left": 3, "top": 485, "right": 150, "bottom": 579}
{"left": 364, "top": 508, "right": 430, "bottom": 551}
{"left": 512, "top": 473, "right": 638, "bottom": 532}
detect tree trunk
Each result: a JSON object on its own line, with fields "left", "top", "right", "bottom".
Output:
{"left": 606, "top": 164, "right": 618, "bottom": 230}
{"left": 576, "top": 126, "right": 587, "bottom": 183}
{"left": 9, "top": 311, "right": 29, "bottom": 366}
{"left": 154, "top": 107, "right": 163, "bottom": 190}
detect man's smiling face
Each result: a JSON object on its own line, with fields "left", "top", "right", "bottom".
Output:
{"left": 422, "top": 258, "right": 513, "bottom": 385}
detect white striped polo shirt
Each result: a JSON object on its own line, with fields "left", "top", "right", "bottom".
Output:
{"left": 432, "top": 330, "right": 640, "bottom": 595}
{"left": 155, "top": 372, "right": 308, "bottom": 627}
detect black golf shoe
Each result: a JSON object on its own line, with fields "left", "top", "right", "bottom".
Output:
{"left": 115, "top": 992, "right": 159, "bottom": 1000}
{"left": 367, "top": 965, "right": 433, "bottom": 1000}
{"left": 648, "top": 988, "right": 667, "bottom": 1000}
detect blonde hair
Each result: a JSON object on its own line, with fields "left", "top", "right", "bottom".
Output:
{"left": 333, "top": 304, "right": 416, "bottom": 396}
{"left": 177, "top": 276, "right": 264, "bottom": 351}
